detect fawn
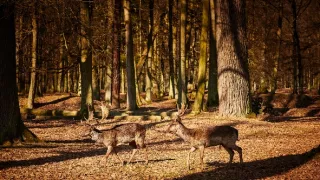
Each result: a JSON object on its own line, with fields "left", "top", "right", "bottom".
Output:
{"left": 89, "top": 123, "right": 148, "bottom": 165}
{"left": 166, "top": 107, "right": 243, "bottom": 169}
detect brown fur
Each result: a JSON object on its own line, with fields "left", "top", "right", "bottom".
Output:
{"left": 90, "top": 123, "right": 148, "bottom": 165}
{"left": 167, "top": 117, "right": 243, "bottom": 169}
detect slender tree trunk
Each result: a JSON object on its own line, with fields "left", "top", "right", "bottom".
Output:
{"left": 15, "top": 14, "right": 23, "bottom": 93}
{"left": 207, "top": 0, "right": 219, "bottom": 107}
{"left": 291, "top": 0, "right": 303, "bottom": 94}
{"left": 145, "top": 0, "right": 154, "bottom": 103}
{"left": 111, "top": 0, "right": 121, "bottom": 108}
{"left": 124, "top": 0, "right": 137, "bottom": 110}
{"left": 27, "top": 1, "right": 38, "bottom": 109}
{"left": 92, "top": 54, "right": 100, "bottom": 100}
{"left": 272, "top": 0, "right": 283, "bottom": 93}
{"left": 168, "top": 0, "right": 175, "bottom": 99}
{"left": 193, "top": 0, "right": 209, "bottom": 113}
{"left": 178, "top": 0, "right": 188, "bottom": 108}
{"left": 80, "top": 0, "right": 93, "bottom": 116}
{"left": 57, "top": 35, "right": 64, "bottom": 93}
{"left": 216, "top": 0, "right": 251, "bottom": 117}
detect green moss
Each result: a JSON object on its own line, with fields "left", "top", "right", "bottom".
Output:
{"left": 246, "top": 112, "right": 257, "bottom": 119}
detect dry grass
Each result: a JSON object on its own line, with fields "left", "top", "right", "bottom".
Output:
{"left": 1, "top": 93, "right": 320, "bottom": 179}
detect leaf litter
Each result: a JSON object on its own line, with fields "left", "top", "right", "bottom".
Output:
{"left": 1, "top": 93, "right": 319, "bottom": 179}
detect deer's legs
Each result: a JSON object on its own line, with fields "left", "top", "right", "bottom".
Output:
{"left": 187, "top": 147, "right": 196, "bottom": 170}
{"left": 198, "top": 145, "right": 205, "bottom": 169}
{"left": 104, "top": 146, "right": 114, "bottom": 165}
{"left": 127, "top": 149, "right": 138, "bottom": 164}
{"left": 144, "top": 148, "right": 148, "bottom": 164}
{"left": 231, "top": 145, "right": 243, "bottom": 163}
{"left": 113, "top": 148, "right": 124, "bottom": 165}
{"left": 222, "top": 145, "right": 234, "bottom": 163}
{"left": 105, "top": 146, "right": 113, "bottom": 160}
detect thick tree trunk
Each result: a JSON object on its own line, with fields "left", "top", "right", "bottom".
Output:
{"left": 193, "top": 0, "right": 209, "bottom": 113}
{"left": 124, "top": 0, "right": 138, "bottom": 110}
{"left": 0, "top": 3, "right": 38, "bottom": 145}
{"left": 216, "top": 0, "right": 251, "bottom": 117}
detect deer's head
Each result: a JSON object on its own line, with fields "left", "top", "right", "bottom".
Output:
{"left": 166, "top": 105, "right": 186, "bottom": 133}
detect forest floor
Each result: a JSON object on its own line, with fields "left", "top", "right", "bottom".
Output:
{"left": 1, "top": 91, "right": 320, "bottom": 179}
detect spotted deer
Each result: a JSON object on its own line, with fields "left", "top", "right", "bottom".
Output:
{"left": 89, "top": 123, "right": 148, "bottom": 165}
{"left": 166, "top": 107, "right": 243, "bottom": 169}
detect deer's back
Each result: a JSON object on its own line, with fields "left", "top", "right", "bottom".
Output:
{"left": 189, "top": 125, "right": 238, "bottom": 147}
{"left": 207, "top": 126, "right": 238, "bottom": 146}
{"left": 113, "top": 123, "right": 146, "bottom": 145}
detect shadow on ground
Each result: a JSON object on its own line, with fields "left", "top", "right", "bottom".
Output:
{"left": 177, "top": 145, "right": 320, "bottom": 180}
{"left": 33, "top": 96, "right": 73, "bottom": 108}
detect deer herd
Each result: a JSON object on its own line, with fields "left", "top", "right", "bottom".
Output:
{"left": 85, "top": 105, "right": 243, "bottom": 170}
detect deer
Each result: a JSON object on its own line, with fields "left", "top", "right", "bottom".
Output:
{"left": 166, "top": 106, "right": 243, "bottom": 169}
{"left": 89, "top": 123, "right": 148, "bottom": 166}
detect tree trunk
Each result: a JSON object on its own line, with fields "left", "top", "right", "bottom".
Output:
{"left": 178, "top": 0, "right": 188, "bottom": 108}
{"left": 207, "top": 0, "right": 219, "bottom": 107}
{"left": 80, "top": 0, "right": 93, "bottom": 116}
{"left": 168, "top": 0, "right": 175, "bottom": 99}
{"left": 216, "top": 0, "right": 251, "bottom": 117}
{"left": 92, "top": 54, "right": 100, "bottom": 100}
{"left": 57, "top": 35, "right": 64, "bottom": 93}
{"left": 0, "top": 3, "right": 38, "bottom": 145}
{"left": 110, "top": 0, "right": 121, "bottom": 108}
{"left": 193, "top": 0, "right": 209, "bottom": 113}
{"left": 124, "top": 0, "right": 138, "bottom": 110}
{"left": 145, "top": 0, "right": 154, "bottom": 103}
{"left": 291, "top": 0, "right": 303, "bottom": 94}
{"left": 27, "top": 1, "right": 38, "bottom": 109}
{"left": 272, "top": 0, "right": 283, "bottom": 93}
{"left": 15, "top": 14, "right": 23, "bottom": 93}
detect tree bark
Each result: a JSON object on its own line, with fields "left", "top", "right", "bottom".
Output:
{"left": 193, "top": 0, "right": 209, "bottom": 113}
{"left": 168, "top": 0, "right": 175, "bottom": 99}
{"left": 92, "top": 53, "right": 100, "bottom": 100}
{"left": 272, "top": 0, "right": 283, "bottom": 93}
{"left": 80, "top": 0, "right": 93, "bottom": 116}
{"left": 291, "top": 0, "right": 303, "bottom": 94}
{"left": 110, "top": 0, "right": 121, "bottom": 108}
{"left": 178, "top": 0, "right": 188, "bottom": 108}
{"left": 145, "top": 0, "right": 154, "bottom": 103}
{"left": 0, "top": 3, "right": 38, "bottom": 145}
{"left": 207, "top": 0, "right": 219, "bottom": 107}
{"left": 216, "top": 0, "right": 251, "bottom": 117}
{"left": 27, "top": 0, "right": 38, "bottom": 109}
{"left": 124, "top": 0, "right": 138, "bottom": 110}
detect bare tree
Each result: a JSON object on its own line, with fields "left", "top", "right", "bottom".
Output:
{"left": 178, "top": 0, "right": 188, "bottom": 108}
{"left": 0, "top": 2, "right": 38, "bottom": 145}
{"left": 124, "top": 0, "right": 138, "bottom": 110}
{"left": 193, "top": 0, "right": 209, "bottom": 113}
{"left": 27, "top": 0, "right": 38, "bottom": 109}
{"left": 80, "top": 0, "right": 94, "bottom": 116}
